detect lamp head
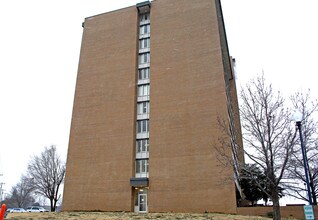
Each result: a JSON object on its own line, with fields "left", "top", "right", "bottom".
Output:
{"left": 293, "top": 110, "right": 303, "bottom": 123}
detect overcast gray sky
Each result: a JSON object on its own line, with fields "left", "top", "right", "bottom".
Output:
{"left": 0, "top": 0, "right": 317, "bottom": 205}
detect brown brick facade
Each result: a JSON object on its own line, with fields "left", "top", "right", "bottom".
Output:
{"left": 63, "top": 0, "right": 241, "bottom": 213}
{"left": 62, "top": 7, "right": 138, "bottom": 211}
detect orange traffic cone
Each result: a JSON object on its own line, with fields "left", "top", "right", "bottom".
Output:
{"left": 0, "top": 204, "right": 6, "bottom": 220}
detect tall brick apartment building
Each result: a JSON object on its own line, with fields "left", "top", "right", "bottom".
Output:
{"left": 63, "top": 0, "right": 243, "bottom": 214}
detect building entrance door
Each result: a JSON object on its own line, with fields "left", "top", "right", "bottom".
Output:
{"left": 138, "top": 194, "right": 147, "bottom": 213}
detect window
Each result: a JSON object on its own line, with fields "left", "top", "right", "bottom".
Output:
{"left": 140, "top": 24, "right": 150, "bottom": 35}
{"left": 136, "top": 159, "right": 149, "bottom": 174}
{"left": 139, "top": 53, "right": 150, "bottom": 65}
{"left": 138, "top": 68, "right": 150, "bottom": 80}
{"left": 138, "top": 84, "right": 150, "bottom": 97}
{"left": 136, "top": 139, "right": 149, "bottom": 153}
{"left": 137, "top": 102, "right": 150, "bottom": 115}
{"left": 140, "top": 13, "right": 150, "bottom": 23}
{"left": 137, "top": 120, "right": 149, "bottom": 133}
{"left": 139, "top": 38, "right": 150, "bottom": 49}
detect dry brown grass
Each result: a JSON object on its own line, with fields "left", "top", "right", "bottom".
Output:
{"left": 6, "top": 212, "right": 299, "bottom": 220}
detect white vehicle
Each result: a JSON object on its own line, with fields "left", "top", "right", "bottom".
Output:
{"left": 25, "top": 206, "right": 47, "bottom": 212}
{"left": 10, "top": 208, "right": 26, "bottom": 213}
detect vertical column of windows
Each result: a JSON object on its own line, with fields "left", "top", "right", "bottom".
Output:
{"left": 136, "top": 12, "right": 150, "bottom": 178}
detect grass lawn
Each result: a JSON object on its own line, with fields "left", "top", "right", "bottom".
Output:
{"left": 6, "top": 212, "right": 299, "bottom": 220}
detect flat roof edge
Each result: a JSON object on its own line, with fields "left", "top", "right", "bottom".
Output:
{"left": 136, "top": 1, "right": 151, "bottom": 8}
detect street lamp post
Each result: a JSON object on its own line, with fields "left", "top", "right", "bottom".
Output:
{"left": 294, "top": 112, "right": 313, "bottom": 205}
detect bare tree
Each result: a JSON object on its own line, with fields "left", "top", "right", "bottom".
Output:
{"left": 27, "top": 145, "right": 65, "bottom": 212}
{"left": 239, "top": 75, "right": 299, "bottom": 220}
{"left": 285, "top": 91, "right": 318, "bottom": 204}
{"left": 5, "top": 176, "right": 35, "bottom": 208}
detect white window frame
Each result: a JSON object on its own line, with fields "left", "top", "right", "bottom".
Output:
{"left": 140, "top": 24, "right": 150, "bottom": 35}
{"left": 138, "top": 68, "right": 150, "bottom": 80}
{"left": 136, "top": 139, "right": 149, "bottom": 153}
{"left": 137, "top": 102, "right": 150, "bottom": 115}
{"left": 139, "top": 52, "right": 150, "bottom": 65}
{"left": 140, "top": 13, "right": 150, "bottom": 23}
{"left": 139, "top": 38, "right": 150, "bottom": 50}
{"left": 137, "top": 120, "right": 149, "bottom": 133}
{"left": 138, "top": 84, "right": 150, "bottom": 97}
{"left": 136, "top": 159, "right": 149, "bottom": 175}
